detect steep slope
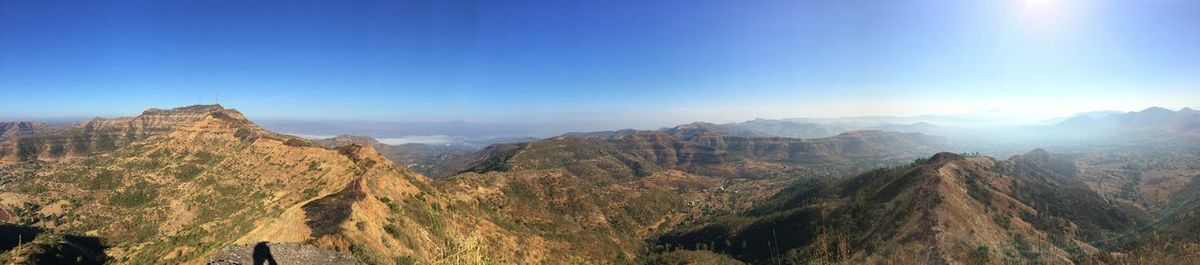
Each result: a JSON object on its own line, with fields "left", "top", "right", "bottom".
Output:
{"left": 656, "top": 151, "right": 1150, "bottom": 264}
{"left": 1156, "top": 175, "right": 1200, "bottom": 242}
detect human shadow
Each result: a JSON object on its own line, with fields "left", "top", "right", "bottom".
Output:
{"left": 252, "top": 242, "right": 278, "bottom": 265}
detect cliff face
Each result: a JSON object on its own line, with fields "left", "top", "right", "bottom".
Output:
{"left": 78, "top": 105, "right": 238, "bottom": 139}
{"left": 0, "top": 122, "right": 49, "bottom": 139}
{"left": 0, "top": 105, "right": 238, "bottom": 163}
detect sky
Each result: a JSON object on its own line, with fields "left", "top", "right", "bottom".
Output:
{"left": 1, "top": 0, "right": 1198, "bottom": 127}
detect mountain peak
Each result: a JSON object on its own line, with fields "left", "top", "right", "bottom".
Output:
{"left": 1020, "top": 147, "right": 1052, "bottom": 160}
{"left": 1139, "top": 106, "right": 1173, "bottom": 114}
{"left": 336, "top": 143, "right": 394, "bottom": 169}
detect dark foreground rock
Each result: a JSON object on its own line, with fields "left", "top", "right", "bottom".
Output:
{"left": 206, "top": 242, "right": 361, "bottom": 265}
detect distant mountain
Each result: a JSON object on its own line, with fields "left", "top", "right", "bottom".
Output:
{"left": 640, "top": 119, "right": 940, "bottom": 140}
{"left": 258, "top": 119, "right": 602, "bottom": 143}
{"left": 783, "top": 111, "right": 1039, "bottom": 128}
{"left": 1036, "top": 110, "right": 1123, "bottom": 125}
{"left": 1053, "top": 107, "right": 1200, "bottom": 135}
{"left": 0, "top": 122, "right": 52, "bottom": 139}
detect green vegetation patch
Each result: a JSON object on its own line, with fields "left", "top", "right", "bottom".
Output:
{"left": 85, "top": 169, "right": 123, "bottom": 190}
{"left": 107, "top": 183, "right": 159, "bottom": 207}
{"left": 174, "top": 164, "right": 204, "bottom": 181}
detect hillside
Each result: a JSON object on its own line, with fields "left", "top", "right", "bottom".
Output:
{"left": 653, "top": 149, "right": 1200, "bottom": 263}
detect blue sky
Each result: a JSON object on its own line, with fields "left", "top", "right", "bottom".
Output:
{"left": 1, "top": 0, "right": 1198, "bottom": 126}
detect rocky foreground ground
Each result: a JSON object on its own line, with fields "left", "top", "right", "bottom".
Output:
{"left": 206, "top": 242, "right": 361, "bottom": 265}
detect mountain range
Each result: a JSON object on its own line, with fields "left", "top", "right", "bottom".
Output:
{"left": 1, "top": 104, "right": 1198, "bottom": 264}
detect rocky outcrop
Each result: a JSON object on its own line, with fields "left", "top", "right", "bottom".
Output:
{"left": 0, "top": 104, "right": 241, "bottom": 163}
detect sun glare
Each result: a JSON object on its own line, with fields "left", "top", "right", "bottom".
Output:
{"left": 1026, "top": 0, "right": 1051, "bottom": 8}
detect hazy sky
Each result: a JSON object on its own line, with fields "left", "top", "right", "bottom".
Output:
{"left": 1, "top": 0, "right": 1198, "bottom": 126}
